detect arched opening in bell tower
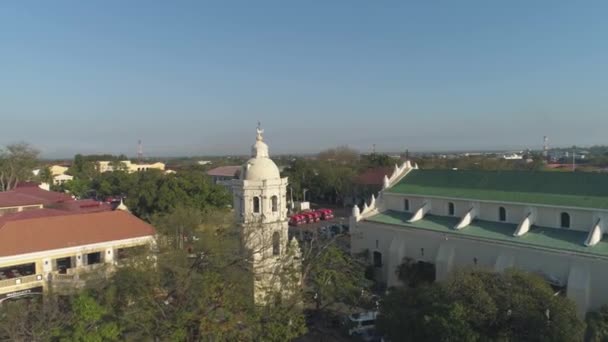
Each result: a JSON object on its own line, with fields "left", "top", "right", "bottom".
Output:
{"left": 271, "top": 195, "right": 278, "bottom": 212}
{"left": 253, "top": 196, "right": 260, "bottom": 213}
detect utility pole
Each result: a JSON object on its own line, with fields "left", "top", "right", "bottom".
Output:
{"left": 303, "top": 188, "right": 309, "bottom": 202}
{"left": 137, "top": 139, "right": 143, "bottom": 163}
{"left": 572, "top": 147, "right": 576, "bottom": 172}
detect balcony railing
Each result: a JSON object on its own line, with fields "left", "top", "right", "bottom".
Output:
{"left": 65, "top": 263, "right": 107, "bottom": 275}
{"left": 0, "top": 274, "right": 43, "bottom": 288}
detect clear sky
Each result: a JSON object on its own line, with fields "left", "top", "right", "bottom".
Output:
{"left": 1, "top": 1, "right": 607, "bottom": 158}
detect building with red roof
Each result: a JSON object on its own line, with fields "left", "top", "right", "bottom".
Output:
{"left": 206, "top": 165, "right": 241, "bottom": 190}
{"left": 0, "top": 197, "right": 156, "bottom": 303}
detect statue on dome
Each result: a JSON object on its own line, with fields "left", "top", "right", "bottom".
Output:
{"left": 256, "top": 121, "right": 264, "bottom": 141}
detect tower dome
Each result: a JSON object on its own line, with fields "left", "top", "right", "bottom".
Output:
{"left": 241, "top": 125, "right": 280, "bottom": 181}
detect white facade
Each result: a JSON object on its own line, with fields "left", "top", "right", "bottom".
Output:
{"left": 53, "top": 174, "right": 74, "bottom": 185}
{"left": 0, "top": 236, "right": 155, "bottom": 303}
{"left": 350, "top": 164, "right": 608, "bottom": 316}
{"left": 232, "top": 126, "right": 299, "bottom": 304}
{"left": 97, "top": 161, "right": 165, "bottom": 173}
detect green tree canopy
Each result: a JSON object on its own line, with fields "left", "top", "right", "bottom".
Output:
{"left": 377, "top": 269, "right": 584, "bottom": 342}
{"left": 0, "top": 143, "right": 40, "bottom": 191}
{"left": 586, "top": 305, "right": 608, "bottom": 342}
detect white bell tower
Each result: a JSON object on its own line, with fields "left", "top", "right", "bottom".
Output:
{"left": 232, "top": 124, "right": 299, "bottom": 304}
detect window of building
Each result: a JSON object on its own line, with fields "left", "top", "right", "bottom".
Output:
{"left": 271, "top": 195, "right": 278, "bottom": 212}
{"left": 448, "top": 202, "right": 455, "bottom": 216}
{"left": 560, "top": 212, "right": 570, "bottom": 228}
{"left": 55, "top": 257, "right": 73, "bottom": 274}
{"left": 0, "top": 263, "right": 35, "bottom": 279}
{"left": 85, "top": 252, "right": 102, "bottom": 265}
{"left": 404, "top": 198, "right": 410, "bottom": 211}
{"left": 499, "top": 207, "right": 507, "bottom": 222}
{"left": 253, "top": 197, "right": 260, "bottom": 213}
{"left": 272, "top": 232, "right": 280, "bottom": 256}
{"left": 373, "top": 251, "right": 382, "bottom": 268}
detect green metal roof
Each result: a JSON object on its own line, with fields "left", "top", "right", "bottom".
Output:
{"left": 366, "top": 210, "right": 608, "bottom": 258}
{"left": 387, "top": 169, "right": 608, "bottom": 210}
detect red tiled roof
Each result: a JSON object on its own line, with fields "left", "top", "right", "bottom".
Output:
{"left": 51, "top": 199, "right": 112, "bottom": 213}
{"left": 13, "top": 186, "right": 73, "bottom": 204}
{"left": 0, "top": 208, "right": 71, "bottom": 227}
{"left": 0, "top": 187, "right": 73, "bottom": 209}
{"left": 354, "top": 167, "right": 393, "bottom": 185}
{"left": 206, "top": 165, "right": 241, "bottom": 177}
{"left": 0, "top": 191, "right": 44, "bottom": 208}
{"left": 0, "top": 211, "right": 156, "bottom": 257}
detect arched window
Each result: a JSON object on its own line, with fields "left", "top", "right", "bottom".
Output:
{"left": 272, "top": 232, "right": 280, "bottom": 256}
{"left": 271, "top": 195, "right": 278, "bottom": 212}
{"left": 560, "top": 212, "right": 570, "bottom": 228}
{"left": 253, "top": 197, "right": 260, "bottom": 213}
{"left": 499, "top": 207, "right": 507, "bottom": 222}
{"left": 373, "top": 251, "right": 382, "bottom": 268}
{"left": 448, "top": 202, "right": 455, "bottom": 216}
{"left": 404, "top": 198, "right": 410, "bottom": 211}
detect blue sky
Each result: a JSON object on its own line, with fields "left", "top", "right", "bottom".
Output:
{"left": 1, "top": 1, "right": 607, "bottom": 157}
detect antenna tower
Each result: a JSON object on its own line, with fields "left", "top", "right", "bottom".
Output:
{"left": 543, "top": 136, "right": 549, "bottom": 160}
{"left": 137, "top": 139, "right": 143, "bottom": 163}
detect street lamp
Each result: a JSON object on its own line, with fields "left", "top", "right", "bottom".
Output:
{"left": 303, "top": 188, "right": 309, "bottom": 202}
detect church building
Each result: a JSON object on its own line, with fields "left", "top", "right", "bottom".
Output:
{"left": 232, "top": 126, "right": 300, "bottom": 305}
{"left": 350, "top": 162, "right": 608, "bottom": 316}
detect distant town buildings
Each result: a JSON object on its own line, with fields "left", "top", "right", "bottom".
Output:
{"left": 53, "top": 174, "right": 74, "bottom": 185}
{"left": 97, "top": 160, "right": 166, "bottom": 173}
{"left": 49, "top": 164, "right": 70, "bottom": 177}
{"left": 501, "top": 153, "right": 523, "bottom": 160}
{"left": 206, "top": 165, "right": 241, "bottom": 188}
{"left": 351, "top": 164, "right": 608, "bottom": 316}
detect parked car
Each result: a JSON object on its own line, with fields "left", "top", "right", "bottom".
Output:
{"left": 304, "top": 212, "right": 320, "bottom": 223}
{"left": 289, "top": 214, "right": 305, "bottom": 226}
{"left": 345, "top": 311, "right": 378, "bottom": 336}
{"left": 329, "top": 224, "right": 341, "bottom": 236}
{"left": 316, "top": 208, "right": 334, "bottom": 220}
{"left": 341, "top": 224, "right": 350, "bottom": 234}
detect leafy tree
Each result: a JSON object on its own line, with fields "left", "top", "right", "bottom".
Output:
{"left": 0, "top": 143, "right": 39, "bottom": 191}
{"left": 63, "top": 293, "right": 121, "bottom": 342}
{"left": 377, "top": 284, "right": 477, "bottom": 342}
{"left": 69, "top": 154, "right": 99, "bottom": 180}
{"left": 37, "top": 166, "right": 54, "bottom": 184}
{"left": 60, "top": 178, "right": 92, "bottom": 198}
{"left": 377, "top": 269, "right": 584, "bottom": 342}
{"left": 152, "top": 205, "right": 203, "bottom": 249}
{"left": 396, "top": 257, "right": 436, "bottom": 288}
{"left": 0, "top": 296, "right": 68, "bottom": 341}
{"left": 302, "top": 241, "right": 369, "bottom": 312}
{"left": 586, "top": 305, "right": 608, "bottom": 342}
{"left": 317, "top": 146, "right": 359, "bottom": 164}
{"left": 361, "top": 153, "right": 398, "bottom": 168}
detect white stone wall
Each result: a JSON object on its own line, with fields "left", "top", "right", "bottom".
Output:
{"left": 352, "top": 220, "right": 608, "bottom": 315}
{"left": 478, "top": 202, "right": 523, "bottom": 224}
{"left": 380, "top": 193, "right": 606, "bottom": 232}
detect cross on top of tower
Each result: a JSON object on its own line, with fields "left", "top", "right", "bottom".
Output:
{"left": 256, "top": 121, "right": 264, "bottom": 142}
